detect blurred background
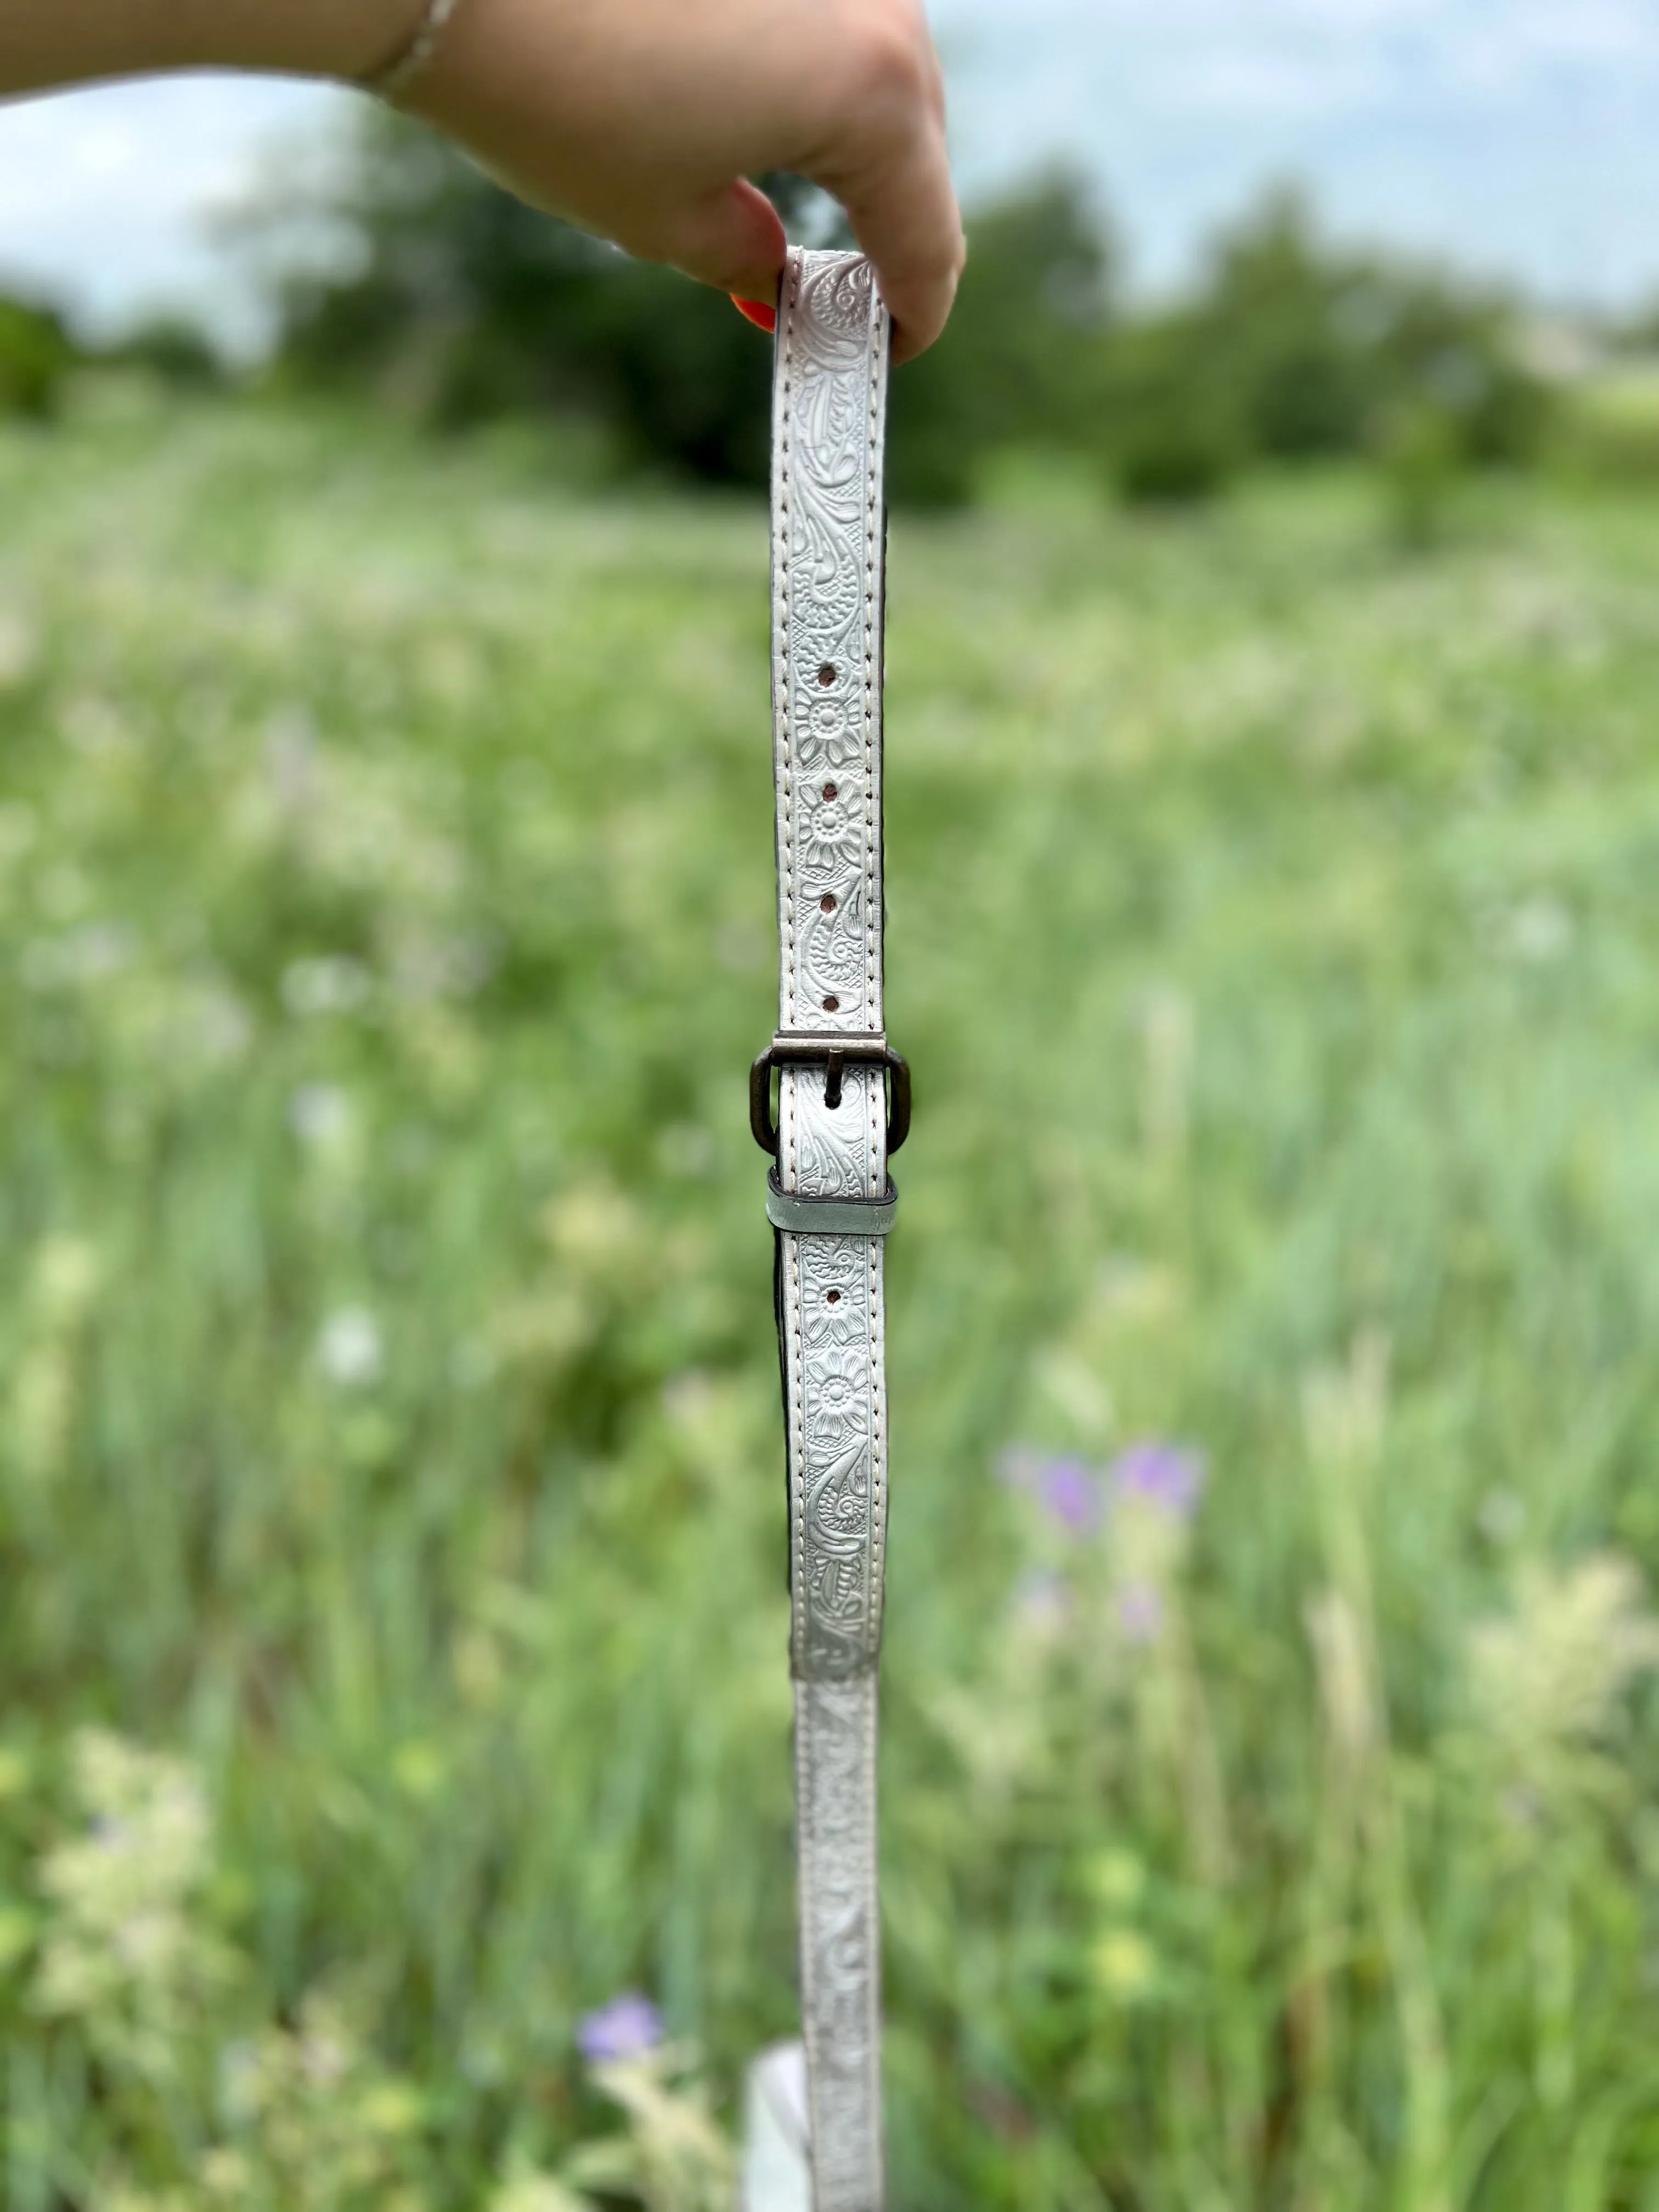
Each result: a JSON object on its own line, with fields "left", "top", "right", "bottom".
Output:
{"left": 7, "top": 5, "right": 1659, "bottom": 2207}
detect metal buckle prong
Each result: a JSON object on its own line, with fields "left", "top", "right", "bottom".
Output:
{"left": 749, "top": 1032, "right": 911, "bottom": 1157}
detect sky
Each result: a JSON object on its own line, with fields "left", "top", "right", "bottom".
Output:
{"left": 2, "top": 0, "right": 1659, "bottom": 345}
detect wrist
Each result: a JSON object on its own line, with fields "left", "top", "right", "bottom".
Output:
{"left": 181, "top": 0, "right": 432, "bottom": 82}
{"left": 0, "top": 0, "right": 430, "bottom": 97}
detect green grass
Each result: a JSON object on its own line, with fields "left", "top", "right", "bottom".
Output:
{"left": 6, "top": 403, "right": 1659, "bottom": 2207}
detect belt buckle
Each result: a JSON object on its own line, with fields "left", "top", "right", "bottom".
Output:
{"left": 749, "top": 1031, "right": 911, "bottom": 1157}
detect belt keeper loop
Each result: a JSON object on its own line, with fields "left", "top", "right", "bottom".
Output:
{"left": 765, "top": 1170, "right": 898, "bottom": 1237}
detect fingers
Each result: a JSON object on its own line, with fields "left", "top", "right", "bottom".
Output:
{"left": 648, "top": 176, "right": 787, "bottom": 306}
{"left": 628, "top": 3, "right": 963, "bottom": 359}
{"left": 798, "top": 12, "right": 963, "bottom": 359}
{"left": 407, "top": 0, "right": 962, "bottom": 358}
{"left": 830, "top": 120, "right": 963, "bottom": 362}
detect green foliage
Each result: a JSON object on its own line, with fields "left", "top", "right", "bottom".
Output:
{"left": 8, "top": 413, "right": 1659, "bottom": 2202}
{"left": 263, "top": 129, "right": 1552, "bottom": 511}
{"left": 1100, "top": 314, "right": 1243, "bottom": 505}
{"left": 272, "top": 126, "right": 1113, "bottom": 506}
{"left": 272, "top": 117, "right": 842, "bottom": 486}
{"left": 1554, "top": 367, "right": 1659, "bottom": 484}
{"left": 1092, "top": 188, "right": 1554, "bottom": 504}
{"left": 0, "top": 295, "right": 75, "bottom": 419}
{"left": 1194, "top": 188, "right": 1378, "bottom": 459}
{"left": 1190, "top": 187, "right": 1551, "bottom": 468}
{"left": 1375, "top": 400, "right": 1463, "bottom": 548}
{"left": 101, "top": 315, "right": 227, "bottom": 391}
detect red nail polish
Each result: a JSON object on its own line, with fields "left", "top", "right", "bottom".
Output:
{"left": 731, "top": 296, "right": 777, "bottom": 334}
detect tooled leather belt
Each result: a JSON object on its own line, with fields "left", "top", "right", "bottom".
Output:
{"left": 749, "top": 246, "right": 905, "bottom": 2211}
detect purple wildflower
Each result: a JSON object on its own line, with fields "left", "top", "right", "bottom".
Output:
{"left": 1109, "top": 1441, "right": 1204, "bottom": 1519}
{"left": 1116, "top": 1581, "right": 1165, "bottom": 1645}
{"left": 577, "top": 1992, "right": 664, "bottom": 2064}
{"left": 995, "top": 1446, "right": 1104, "bottom": 1534}
{"left": 1037, "top": 1458, "right": 1103, "bottom": 1534}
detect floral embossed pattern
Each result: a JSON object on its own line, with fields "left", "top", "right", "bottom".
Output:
{"left": 769, "top": 248, "right": 892, "bottom": 2212}
{"left": 775, "top": 253, "right": 885, "bottom": 1037}
{"left": 771, "top": 250, "right": 891, "bottom": 1686}
{"left": 797, "top": 1677, "right": 882, "bottom": 2206}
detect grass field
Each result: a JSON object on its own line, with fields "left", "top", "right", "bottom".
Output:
{"left": 6, "top": 402, "right": 1659, "bottom": 2207}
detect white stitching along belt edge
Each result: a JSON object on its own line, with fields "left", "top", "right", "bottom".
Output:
{"left": 748, "top": 246, "right": 906, "bottom": 2211}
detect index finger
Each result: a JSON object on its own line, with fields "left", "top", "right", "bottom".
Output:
{"left": 799, "top": 24, "right": 963, "bottom": 359}
{"left": 828, "top": 115, "right": 963, "bottom": 362}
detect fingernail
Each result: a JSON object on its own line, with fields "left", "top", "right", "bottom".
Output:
{"left": 731, "top": 296, "right": 777, "bottom": 333}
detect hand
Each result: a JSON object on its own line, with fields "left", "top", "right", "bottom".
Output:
{"left": 398, "top": 0, "right": 963, "bottom": 359}
{"left": 0, "top": 0, "right": 963, "bottom": 361}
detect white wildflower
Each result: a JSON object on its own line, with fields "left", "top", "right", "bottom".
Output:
{"left": 20, "top": 921, "right": 138, "bottom": 991}
{"left": 205, "top": 1995, "right": 426, "bottom": 2207}
{"left": 264, "top": 704, "right": 318, "bottom": 813}
{"left": 317, "top": 1308, "right": 383, "bottom": 1387}
{"left": 33, "top": 1730, "right": 235, "bottom": 2084}
{"left": 1463, "top": 1552, "right": 1659, "bottom": 1835}
{"left": 1503, "top": 894, "right": 1573, "bottom": 963}
{"left": 31, "top": 1234, "right": 103, "bottom": 1325}
{"left": 60, "top": 695, "right": 131, "bottom": 757}
{"left": 1476, "top": 1487, "right": 1526, "bottom": 1545}
{"left": 185, "top": 983, "right": 253, "bottom": 1068}
{"left": 289, "top": 1084, "right": 353, "bottom": 1148}
{"left": 281, "top": 956, "right": 372, "bottom": 1018}
{"left": 387, "top": 930, "right": 494, "bottom": 1005}
{"left": 572, "top": 2045, "right": 735, "bottom": 2212}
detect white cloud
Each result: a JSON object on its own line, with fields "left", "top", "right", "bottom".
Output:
{"left": 0, "top": 74, "right": 349, "bottom": 342}
{"left": 1154, "top": 48, "right": 1385, "bottom": 119}
{"left": 930, "top": 0, "right": 1659, "bottom": 299}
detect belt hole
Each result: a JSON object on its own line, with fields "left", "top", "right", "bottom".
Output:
{"left": 820, "top": 894, "right": 836, "bottom": 913}
{"left": 822, "top": 995, "right": 840, "bottom": 1013}
{"left": 822, "top": 782, "right": 837, "bottom": 800}
{"left": 826, "top": 1289, "right": 841, "bottom": 1305}
{"left": 817, "top": 662, "right": 836, "bottom": 686}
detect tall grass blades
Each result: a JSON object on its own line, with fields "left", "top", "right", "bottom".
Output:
{"left": 3, "top": 409, "right": 1659, "bottom": 2205}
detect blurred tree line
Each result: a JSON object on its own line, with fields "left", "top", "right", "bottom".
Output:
{"left": 257, "top": 116, "right": 1551, "bottom": 505}
{"left": 0, "top": 110, "right": 1567, "bottom": 503}
{"left": 257, "top": 114, "right": 1562, "bottom": 503}
{"left": 0, "top": 296, "right": 76, "bottom": 419}
{"left": 0, "top": 295, "right": 225, "bottom": 420}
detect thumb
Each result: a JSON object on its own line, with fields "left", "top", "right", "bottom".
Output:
{"left": 644, "top": 177, "right": 787, "bottom": 305}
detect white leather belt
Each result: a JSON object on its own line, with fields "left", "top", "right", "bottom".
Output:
{"left": 750, "top": 246, "right": 901, "bottom": 2211}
